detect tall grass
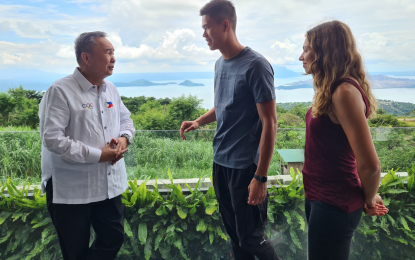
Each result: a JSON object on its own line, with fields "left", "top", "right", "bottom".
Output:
{"left": 0, "top": 132, "right": 42, "bottom": 185}
{"left": 2, "top": 128, "right": 413, "bottom": 186}
{"left": 0, "top": 130, "right": 286, "bottom": 185}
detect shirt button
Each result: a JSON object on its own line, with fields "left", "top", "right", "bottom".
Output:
{"left": 93, "top": 86, "right": 95, "bottom": 88}
{"left": 108, "top": 172, "right": 111, "bottom": 175}
{"left": 102, "top": 111, "right": 103, "bottom": 113}
{"left": 104, "top": 126, "right": 107, "bottom": 129}
{"left": 107, "top": 141, "right": 109, "bottom": 144}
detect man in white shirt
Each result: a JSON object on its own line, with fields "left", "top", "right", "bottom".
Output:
{"left": 39, "top": 31, "right": 135, "bottom": 260}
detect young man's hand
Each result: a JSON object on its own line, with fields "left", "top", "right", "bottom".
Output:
{"left": 247, "top": 178, "right": 267, "bottom": 206}
{"left": 180, "top": 121, "right": 200, "bottom": 140}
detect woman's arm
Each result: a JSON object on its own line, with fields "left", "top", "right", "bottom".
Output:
{"left": 331, "top": 82, "right": 381, "bottom": 208}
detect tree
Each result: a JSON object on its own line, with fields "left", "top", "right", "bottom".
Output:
{"left": 165, "top": 95, "right": 203, "bottom": 130}
{"left": 0, "top": 87, "right": 41, "bottom": 128}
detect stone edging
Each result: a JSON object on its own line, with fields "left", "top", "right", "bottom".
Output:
{"left": 2, "top": 172, "right": 408, "bottom": 197}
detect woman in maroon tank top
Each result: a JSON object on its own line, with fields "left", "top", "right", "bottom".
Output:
{"left": 299, "top": 20, "right": 389, "bottom": 260}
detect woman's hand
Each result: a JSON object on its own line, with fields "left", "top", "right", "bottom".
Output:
{"left": 363, "top": 194, "right": 389, "bottom": 216}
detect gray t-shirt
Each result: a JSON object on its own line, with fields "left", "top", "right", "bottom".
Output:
{"left": 213, "top": 47, "right": 276, "bottom": 169}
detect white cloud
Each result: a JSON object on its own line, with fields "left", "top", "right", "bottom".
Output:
{"left": 358, "top": 32, "right": 415, "bottom": 64}
{"left": 56, "top": 45, "right": 74, "bottom": 59}
{"left": 268, "top": 39, "right": 302, "bottom": 64}
{"left": 107, "top": 29, "right": 219, "bottom": 65}
{"left": 0, "top": 21, "right": 10, "bottom": 33}
{"left": 0, "top": 0, "right": 414, "bottom": 72}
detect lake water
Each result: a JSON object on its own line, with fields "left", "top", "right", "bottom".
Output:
{"left": 116, "top": 76, "right": 415, "bottom": 109}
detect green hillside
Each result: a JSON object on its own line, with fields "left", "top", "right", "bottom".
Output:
{"left": 277, "top": 100, "right": 415, "bottom": 116}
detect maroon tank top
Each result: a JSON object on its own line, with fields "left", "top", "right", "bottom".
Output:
{"left": 302, "top": 78, "right": 369, "bottom": 213}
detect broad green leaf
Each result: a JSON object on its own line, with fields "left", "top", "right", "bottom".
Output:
{"left": 174, "top": 237, "right": 182, "bottom": 249}
{"left": 154, "top": 233, "right": 163, "bottom": 251}
{"left": 387, "top": 214, "right": 396, "bottom": 226}
{"left": 289, "top": 228, "right": 303, "bottom": 250}
{"left": 0, "top": 227, "right": 16, "bottom": 244}
{"left": 156, "top": 205, "right": 166, "bottom": 216}
{"left": 216, "top": 225, "right": 227, "bottom": 241}
{"left": 144, "top": 236, "right": 153, "bottom": 260}
{"left": 139, "top": 223, "right": 148, "bottom": 245}
{"left": 124, "top": 219, "right": 133, "bottom": 237}
{"left": 209, "top": 230, "right": 214, "bottom": 244}
{"left": 283, "top": 211, "right": 292, "bottom": 225}
{"left": 32, "top": 217, "right": 52, "bottom": 229}
{"left": 177, "top": 206, "right": 188, "bottom": 219}
{"left": 189, "top": 206, "right": 197, "bottom": 216}
{"left": 205, "top": 204, "right": 218, "bottom": 215}
{"left": 185, "top": 183, "right": 193, "bottom": 194}
{"left": 291, "top": 210, "right": 306, "bottom": 231}
{"left": 404, "top": 215, "right": 415, "bottom": 225}
{"left": 196, "top": 219, "right": 207, "bottom": 232}
{"left": 382, "top": 189, "right": 408, "bottom": 194}
{"left": 168, "top": 169, "right": 174, "bottom": 184}
{"left": 407, "top": 175, "right": 415, "bottom": 191}
{"left": 400, "top": 216, "right": 411, "bottom": 231}
{"left": 0, "top": 211, "right": 12, "bottom": 225}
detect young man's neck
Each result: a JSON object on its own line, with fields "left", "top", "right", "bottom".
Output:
{"left": 219, "top": 34, "right": 245, "bottom": 60}
{"left": 78, "top": 67, "right": 105, "bottom": 87}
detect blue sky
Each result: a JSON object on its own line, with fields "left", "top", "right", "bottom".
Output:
{"left": 0, "top": 0, "right": 414, "bottom": 74}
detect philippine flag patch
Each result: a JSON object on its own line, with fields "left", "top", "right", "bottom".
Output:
{"left": 106, "top": 102, "right": 113, "bottom": 108}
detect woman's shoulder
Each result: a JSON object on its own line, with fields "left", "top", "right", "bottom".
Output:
{"left": 332, "top": 77, "right": 361, "bottom": 99}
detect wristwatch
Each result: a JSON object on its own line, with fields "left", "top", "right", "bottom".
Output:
{"left": 254, "top": 174, "right": 267, "bottom": 183}
{"left": 120, "top": 133, "right": 132, "bottom": 145}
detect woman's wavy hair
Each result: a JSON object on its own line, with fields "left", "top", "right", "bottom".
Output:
{"left": 306, "top": 20, "right": 377, "bottom": 118}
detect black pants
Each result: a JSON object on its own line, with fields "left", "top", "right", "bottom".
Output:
{"left": 212, "top": 163, "right": 280, "bottom": 260}
{"left": 46, "top": 178, "right": 125, "bottom": 260}
{"left": 305, "top": 199, "right": 363, "bottom": 260}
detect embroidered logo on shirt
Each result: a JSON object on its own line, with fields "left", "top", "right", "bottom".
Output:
{"left": 82, "top": 103, "right": 94, "bottom": 110}
{"left": 106, "top": 102, "right": 113, "bottom": 108}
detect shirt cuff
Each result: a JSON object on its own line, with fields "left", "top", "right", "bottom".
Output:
{"left": 119, "top": 131, "right": 134, "bottom": 139}
{"left": 86, "top": 146, "right": 102, "bottom": 163}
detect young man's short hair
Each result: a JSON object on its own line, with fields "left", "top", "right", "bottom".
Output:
{"left": 200, "top": 0, "right": 237, "bottom": 32}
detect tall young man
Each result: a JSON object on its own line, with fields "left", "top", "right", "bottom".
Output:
{"left": 39, "top": 31, "right": 134, "bottom": 260}
{"left": 180, "top": 1, "right": 280, "bottom": 259}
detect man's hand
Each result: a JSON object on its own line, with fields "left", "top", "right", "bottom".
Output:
{"left": 364, "top": 194, "right": 389, "bottom": 216}
{"left": 180, "top": 121, "right": 199, "bottom": 140}
{"left": 111, "top": 137, "right": 129, "bottom": 165}
{"left": 247, "top": 177, "right": 267, "bottom": 206}
{"left": 99, "top": 138, "right": 128, "bottom": 163}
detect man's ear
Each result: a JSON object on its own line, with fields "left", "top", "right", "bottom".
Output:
{"left": 81, "top": 52, "right": 91, "bottom": 66}
{"left": 223, "top": 19, "right": 230, "bottom": 32}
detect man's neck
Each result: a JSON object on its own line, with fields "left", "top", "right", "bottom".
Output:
{"left": 78, "top": 67, "right": 104, "bottom": 87}
{"left": 219, "top": 35, "right": 245, "bottom": 60}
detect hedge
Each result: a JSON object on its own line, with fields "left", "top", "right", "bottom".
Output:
{"left": 1, "top": 166, "right": 415, "bottom": 260}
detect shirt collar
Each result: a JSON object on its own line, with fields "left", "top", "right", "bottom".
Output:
{"left": 73, "top": 68, "right": 107, "bottom": 93}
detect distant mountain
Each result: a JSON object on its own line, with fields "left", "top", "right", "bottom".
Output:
{"left": 272, "top": 66, "right": 301, "bottom": 78}
{"left": 113, "top": 79, "right": 176, "bottom": 87}
{"left": 275, "top": 75, "right": 415, "bottom": 90}
{"left": 377, "top": 100, "right": 415, "bottom": 115}
{"left": 0, "top": 66, "right": 301, "bottom": 92}
{"left": 178, "top": 80, "right": 205, "bottom": 87}
{"left": 277, "top": 100, "right": 415, "bottom": 116}
{"left": 371, "top": 71, "right": 415, "bottom": 76}
{"left": 276, "top": 80, "right": 312, "bottom": 90}
{"left": 369, "top": 75, "right": 415, "bottom": 88}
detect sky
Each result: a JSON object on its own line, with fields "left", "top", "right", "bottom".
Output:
{"left": 0, "top": 0, "right": 414, "bottom": 74}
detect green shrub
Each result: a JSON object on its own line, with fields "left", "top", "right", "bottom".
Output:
{"left": 1, "top": 167, "right": 415, "bottom": 259}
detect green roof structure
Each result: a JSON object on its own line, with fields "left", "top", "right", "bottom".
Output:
{"left": 277, "top": 149, "right": 304, "bottom": 163}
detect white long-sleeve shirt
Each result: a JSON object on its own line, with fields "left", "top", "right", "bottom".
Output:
{"left": 39, "top": 68, "right": 135, "bottom": 204}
